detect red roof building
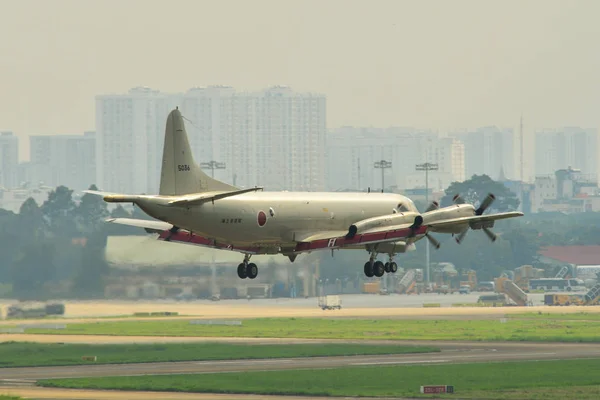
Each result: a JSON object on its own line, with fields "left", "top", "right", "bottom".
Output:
{"left": 538, "top": 246, "right": 600, "bottom": 266}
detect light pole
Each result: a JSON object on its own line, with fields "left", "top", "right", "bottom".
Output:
{"left": 374, "top": 160, "right": 392, "bottom": 192}
{"left": 200, "top": 161, "right": 226, "bottom": 179}
{"left": 200, "top": 161, "right": 226, "bottom": 297}
{"left": 415, "top": 162, "right": 439, "bottom": 285}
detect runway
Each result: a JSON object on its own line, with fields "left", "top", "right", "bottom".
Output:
{"left": 2, "top": 341, "right": 600, "bottom": 382}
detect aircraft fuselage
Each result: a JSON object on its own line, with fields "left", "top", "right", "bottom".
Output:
{"left": 135, "top": 191, "right": 417, "bottom": 249}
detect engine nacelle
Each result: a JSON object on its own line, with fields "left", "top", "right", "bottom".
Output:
{"left": 347, "top": 211, "right": 421, "bottom": 237}
{"left": 422, "top": 204, "right": 474, "bottom": 234}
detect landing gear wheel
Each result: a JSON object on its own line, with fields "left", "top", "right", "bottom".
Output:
{"left": 389, "top": 262, "right": 398, "bottom": 273}
{"left": 246, "top": 263, "right": 258, "bottom": 279}
{"left": 373, "top": 261, "right": 385, "bottom": 277}
{"left": 237, "top": 263, "right": 248, "bottom": 279}
{"left": 384, "top": 262, "right": 391, "bottom": 273}
{"left": 364, "top": 261, "right": 374, "bottom": 278}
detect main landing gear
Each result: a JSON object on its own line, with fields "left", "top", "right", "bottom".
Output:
{"left": 237, "top": 254, "right": 258, "bottom": 279}
{"left": 363, "top": 254, "right": 398, "bottom": 278}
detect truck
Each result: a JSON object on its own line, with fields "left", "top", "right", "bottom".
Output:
{"left": 318, "top": 295, "right": 342, "bottom": 310}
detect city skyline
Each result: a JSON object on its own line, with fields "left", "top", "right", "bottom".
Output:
{"left": 1, "top": 1, "right": 599, "bottom": 161}
{"left": 4, "top": 86, "right": 598, "bottom": 197}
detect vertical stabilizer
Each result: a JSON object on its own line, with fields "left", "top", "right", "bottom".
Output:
{"left": 159, "top": 108, "right": 237, "bottom": 195}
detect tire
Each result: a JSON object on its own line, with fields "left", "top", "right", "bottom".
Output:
{"left": 364, "top": 261, "right": 374, "bottom": 278}
{"left": 237, "top": 263, "right": 247, "bottom": 279}
{"left": 373, "top": 261, "right": 385, "bottom": 277}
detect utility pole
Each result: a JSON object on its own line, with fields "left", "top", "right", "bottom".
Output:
{"left": 199, "top": 160, "right": 226, "bottom": 297}
{"left": 415, "top": 162, "right": 438, "bottom": 285}
{"left": 374, "top": 160, "right": 392, "bottom": 192}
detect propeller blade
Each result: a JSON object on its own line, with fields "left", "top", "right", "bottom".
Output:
{"left": 452, "top": 194, "right": 465, "bottom": 204}
{"left": 482, "top": 227, "right": 497, "bottom": 242}
{"left": 425, "top": 233, "right": 441, "bottom": 249}
{"left": 476, "top": 193, "right": 496, "bottom": 215}
{"left": 455, "top": 229, "right": 468, "bottom": 244}
{"left": 425, "top": 201, "right": 439, "bottom": 213}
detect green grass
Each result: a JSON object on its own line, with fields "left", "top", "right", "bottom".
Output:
{"left": 37, "top": 358, "right": 600, "bottom": 399}
{"left": 0, "top": 341, "right": 438, "bottom": 368}
{"left": 6, "top": 316, "right": 600, "bottom": 342}
{"left": 511, "top": 311, "right": 600, "bottom": 321}
{"left": 0, "top": 396, "right": 23, "bottom": 400}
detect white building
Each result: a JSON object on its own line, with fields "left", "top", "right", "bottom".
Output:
{"left": 535, "top": 127, "right": 598, "bottom": 178}
{"left": 450, "top": 126, "right": 515, "bottom": 181}
{"left": 96, "top": 86, "right": 326, "bottom": 194}
{"left": 27, "top": 131, "right": 96, "bottom": 191}
{"left": 325, "top": 128, "right": 464, "bottom": 192}
{"left": 95, "top": 87, "right": 180, "bottom": 194}
{"left": 0, "top": 131, "right": 19, "bottom": 190}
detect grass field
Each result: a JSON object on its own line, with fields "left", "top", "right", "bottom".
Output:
{"left": 0, "top": 396, "right": 22, "bottom": 400}
{"left": 37, "top": 358, "right": 600, "bottom": 399}
{"left": 0, "top": 342, "right": 438, "bottom": 368}
{"left": 511, "top": 311, "right": 600, "bottom": 321}
{"left": 6, "top": 316, "right": 600, "bottom": 342}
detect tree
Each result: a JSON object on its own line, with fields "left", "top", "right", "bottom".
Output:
{"left": 18, "top": 197, "right": 46, "bottom": 240}
{"left": 41, "top": 186, "right": 77, "bottom": 237}
{"left": 440, "top": 174, "right": 520, "bottom": 212}
{"left": 76, "top": 184, "right": 109, "bottom": 233}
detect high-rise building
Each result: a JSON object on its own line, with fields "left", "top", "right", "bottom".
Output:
{"left": 27, "top": 131, "right": 96, "bottom": 191}
{"left": 0, "top": 131, "right": 19, "bottom": 189}
{"left": 535, "top": 127, "right": 598, "bottom": 178}
{"left": 95, "top": 87, "right": 180, "bottom": 194}
{"left": 450, "top": 126, "right": 515, "bottom": 181}
{"left": 325, "top": 127, "right": 460, "bottom": 191}
{"left": 251, "top": 86, "right": 326, "bottom": 191}
{"left": 96, "top": 86, "right": 326, "bottom": 194}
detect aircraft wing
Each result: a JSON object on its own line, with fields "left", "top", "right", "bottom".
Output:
{"left": 426, "top": 211, "right": 523, "bottom": 231}
{"left": 293, "top": 223, "right": 427, "bottom": 253}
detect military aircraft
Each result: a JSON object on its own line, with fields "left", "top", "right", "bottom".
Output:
{"left": 86, "top": 108, "right": 523, "bottom": 280}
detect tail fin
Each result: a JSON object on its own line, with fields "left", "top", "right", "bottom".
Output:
{"left": 159, "top": 108, "right": 237, "bottom": 195}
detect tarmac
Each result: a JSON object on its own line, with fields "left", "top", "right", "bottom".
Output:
{"left": 2, "top": 296, "right": 600, "bottom": 399}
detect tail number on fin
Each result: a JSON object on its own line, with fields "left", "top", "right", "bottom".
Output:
{"left": 178, "top": 165, "right": 191, "bottom": 172}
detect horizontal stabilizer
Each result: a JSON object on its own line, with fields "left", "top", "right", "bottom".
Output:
{"left": 105, "top": 218, "right": 173, "bottom": 233}
{"left": 167, "top": 187, "right": 264, "bottom": 206}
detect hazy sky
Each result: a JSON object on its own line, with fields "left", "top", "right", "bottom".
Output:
{"left": 1, "top": 0, "right": 599, "bottom": 161}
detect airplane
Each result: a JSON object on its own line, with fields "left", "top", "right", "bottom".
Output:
{"left": 85, "top": 108, "right": 524, "bottom": 280}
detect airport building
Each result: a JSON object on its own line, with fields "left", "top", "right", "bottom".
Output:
{"left": 532, "top": 167, "right": 599, "bottom": 213}
{"left": 95, "top": 86, "right": 326, "bottom": 194}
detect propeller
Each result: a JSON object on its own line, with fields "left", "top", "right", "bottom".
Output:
{"left": 424, "top": 233, "right": 441, "bottom": 249}
{"left": 453, "top": 192, "right": 497, "bottom": 244}
{"left": 475, "top": 193, "right": 495, "bottom": 215}
{"left": 425, "top": 201, "right": 439, "bottom": 213}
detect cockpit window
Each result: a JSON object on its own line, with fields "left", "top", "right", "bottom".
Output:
{"left": 397, "top": 203, "right": 410, "bottom": 212}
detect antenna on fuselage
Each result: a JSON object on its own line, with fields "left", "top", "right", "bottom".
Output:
{"left": 368, "top": 187, "right": 371, "bottom": 193}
